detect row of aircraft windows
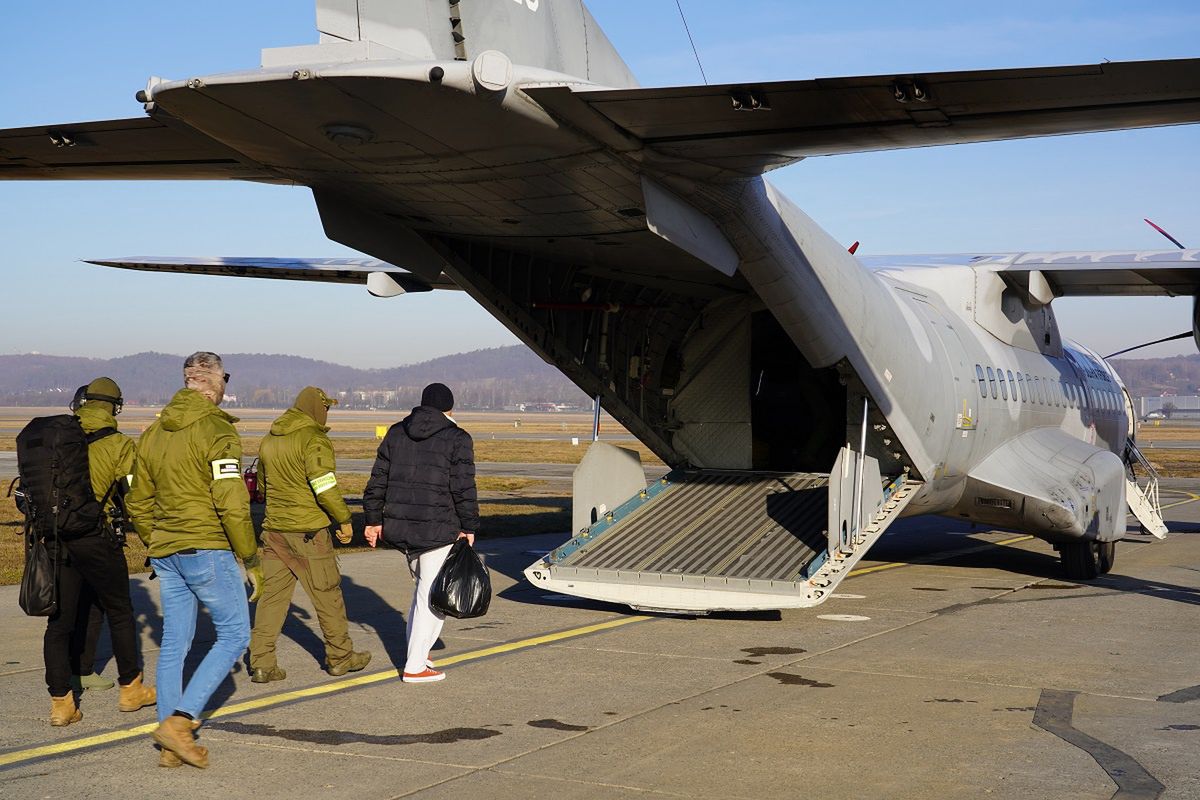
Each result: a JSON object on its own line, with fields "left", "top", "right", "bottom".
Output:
{"left": 974, "top": 364, "right": 1123, "bottom": 414}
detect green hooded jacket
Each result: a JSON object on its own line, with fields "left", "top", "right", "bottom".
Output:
{"left": 75, "top": 401, "right": 136, "bottom": 511}
{"left": 260, "top": 406, "right": 352, "bottom": 532}
{"left": 127, "top": 388, "right": 258, "bottom": 561}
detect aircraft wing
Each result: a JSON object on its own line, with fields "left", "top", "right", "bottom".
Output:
{"left": 863, "top": 249, "right": 1200, "bottom": 297}
{"left": 85, "top": 256, "right": 457, "bottom": 295}
{"left": 0, "top": 116, "right": 272, "bottom": 180}
{"left": 526, "top": 58, "right": 1200, "bottom": 177}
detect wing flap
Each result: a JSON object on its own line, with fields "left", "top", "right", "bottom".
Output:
{"left": 85, "top": 256, "right": 458, "bottom": 293}
{"left": 526, "top": 58, "right": 1200, "bottom": 176}
{"left": 867, "top": 249, "right": 1200, "bottom": 297}
{"left": 0, "top": 116, "right": 272, "bottom": 180}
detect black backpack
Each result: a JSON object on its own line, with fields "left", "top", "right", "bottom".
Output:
{"left": 15, "top": 415, "right": 113, "bottom": 540}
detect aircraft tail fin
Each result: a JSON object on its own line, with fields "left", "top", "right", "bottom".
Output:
{"left": 315, "top": 0, "right": 637, "bottom": 88}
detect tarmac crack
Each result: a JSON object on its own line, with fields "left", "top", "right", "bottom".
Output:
{"left": 1032, "top": 688, "right": 1165, "bottom": 800}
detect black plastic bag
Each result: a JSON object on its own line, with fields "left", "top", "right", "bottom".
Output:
{"left": 19, "top": 532, "right": 57, "bottom": 616}
{"left": 430, "top": 539, "right": 491, "bottom": 619}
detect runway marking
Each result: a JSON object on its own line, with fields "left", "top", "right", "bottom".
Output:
{"left": 817, "top": 614, "right": 871, "bottom": 622}
{"left": 0, "top": 615, "right": 647, "bottom": 770}
{"left": 6, "top": 491, "right": 1199, "bottom": 770}
{"left": 848, "top": 534, "right": 1035, "bottom": 577}
{"left": 1033, "top": 688, "right": 1165, "bottom": 798}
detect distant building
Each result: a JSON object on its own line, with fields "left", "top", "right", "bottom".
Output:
{"left": 1139, "top": 395, "right": 1200, "bottom": 417}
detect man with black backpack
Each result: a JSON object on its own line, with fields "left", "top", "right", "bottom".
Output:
{"left": 17, "top": 377, "right": 156, "bottom": 727}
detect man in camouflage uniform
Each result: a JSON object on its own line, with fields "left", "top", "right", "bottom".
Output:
{"left": 249, "top": 387, "right": 370, "bottom": 681}
{"left": 128, "top": 353, "right": 262, "bottom": 769}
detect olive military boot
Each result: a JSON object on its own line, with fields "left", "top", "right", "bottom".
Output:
{"left": 327, "top": 650, "right": 371, "bottom": 677}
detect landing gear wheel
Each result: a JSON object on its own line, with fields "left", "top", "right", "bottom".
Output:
{"left": 1060, "top": 541, "right": 1100, "bottom": 580}
{"left": 1097, "top": 540, "right": 1116, "bottom": 574}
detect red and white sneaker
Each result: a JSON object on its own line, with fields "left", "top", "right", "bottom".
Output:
{"left": 402, "top": 668, "right": 445, "bottom": 683}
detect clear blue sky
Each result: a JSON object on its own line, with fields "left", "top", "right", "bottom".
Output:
{"left": 1, "top": 1, "right": 1197, "bottom": 368}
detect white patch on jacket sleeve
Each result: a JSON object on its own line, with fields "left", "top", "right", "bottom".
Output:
{"left": 211, "top": 459, "right": 241, "bottom": 481}
{"left": 310, "top": 472, "right": 338, "bottom": 495}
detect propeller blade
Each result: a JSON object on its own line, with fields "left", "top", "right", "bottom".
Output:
{"left": 1105, "top": 330, "right": 1192, "bottom": 359}
{"left": 1144, "top": 218, "right": 1186, "bottom": 249}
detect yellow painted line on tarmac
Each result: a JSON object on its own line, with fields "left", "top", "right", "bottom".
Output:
{"left": 1159, "top": 490, "right": 1200, "bottom": 511}
{"left": 847, "top": 490, "right": 1200, "bottom": 579}
{"left": 0, "top": 615, "right": 647, "bottom": 769}
{"left": 848, "top": 535, "right": 1034, "bottom": 577}
{"left": 7, "top": 492, "right": 1199, "bottom": 769}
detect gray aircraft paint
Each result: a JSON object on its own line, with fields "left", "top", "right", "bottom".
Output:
{"left": 1, "top": 0, "right": 1195, "bottom": 606}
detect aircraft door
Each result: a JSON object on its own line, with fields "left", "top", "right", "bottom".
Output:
{"left": 912, "top": 299, "right": 974, "bottom": 479}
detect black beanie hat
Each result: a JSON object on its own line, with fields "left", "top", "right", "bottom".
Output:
{"left": 421, "top": 382, "right": 454, "bottom": 412}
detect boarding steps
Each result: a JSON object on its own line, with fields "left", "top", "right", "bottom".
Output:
{"left": 523, "top": 464, "right": 921, "bottom": 613}
{"left": 1124, "top": 438, "right": 1168, "bottom": 538}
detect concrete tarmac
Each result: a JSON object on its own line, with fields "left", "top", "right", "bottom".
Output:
{"left": 2, "top": 486, "right": 1200, "bottom": 798}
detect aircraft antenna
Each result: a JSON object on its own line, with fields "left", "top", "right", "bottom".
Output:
{"left": 675, "top": 0, "right": 709, "bottom": 85}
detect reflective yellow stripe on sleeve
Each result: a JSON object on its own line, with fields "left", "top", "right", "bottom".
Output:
{"left": 211, "top": 459, "right": 241, "bottom": 481}
{"left": 309, "top": 472, "right": 338, "bottom": 495}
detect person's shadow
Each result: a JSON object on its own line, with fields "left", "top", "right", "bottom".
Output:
{"left": 340, "top": 574, "right": 416, "bottom": 669}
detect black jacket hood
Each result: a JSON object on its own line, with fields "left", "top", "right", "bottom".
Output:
{"left": 403, "top": 405, "right": 456, "bottom": 441}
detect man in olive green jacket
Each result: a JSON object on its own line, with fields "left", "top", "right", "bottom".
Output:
{"left": 249, "top": 387, "right": 370, "bottom": 682}
{"left": 127, "top": 352, "right": 262, "bottom": 769}
{"left": 42, "top": 378, "right": 155, "bottom": 727}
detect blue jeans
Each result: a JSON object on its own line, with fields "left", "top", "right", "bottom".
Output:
{"left": 151, "top": 549, "right": 250, "bottom": 722}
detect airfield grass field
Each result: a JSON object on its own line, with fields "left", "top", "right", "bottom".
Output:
{"left": 0, "top": 408, "right": 660, "bottom": 585}
{"left": 3, "top": 409, "right": 1198, "bottom": 584}
{"left": 0, "top": 474, "right": 568, "bottom": 585}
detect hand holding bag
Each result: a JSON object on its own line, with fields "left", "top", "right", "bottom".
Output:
{"left": 429, "top": 538, "right": 491, "bottom": 619}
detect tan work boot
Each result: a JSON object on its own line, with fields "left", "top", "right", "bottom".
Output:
{"left": 118, "top": 673, "right": 156, "bottom": 712}
{"left": 158, "top": 724, "right": 205, "bottom": 769}
{"left": 327, "top": 650, "right": 372, "bottom": 677}
{"left": 50, "top": 693, "right": 82, "bottom": 726}
{"left": 152, "top": 716, "right": 209, "bottom": 768}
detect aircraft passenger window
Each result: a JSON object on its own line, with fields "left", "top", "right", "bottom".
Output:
{"left": 1007, "top": 371, "right": 1016, "bottom": 402}
{"left": 998, "top": 369, "right": 1008, "bottom": 400}
{"left": 987, "top": 367, "right": 997, "bottom": 398}
{"left": 976, "top": 365, "right": 986, "bottom": 398}
{"left": 1037, "top": 377, "right": 1045, "bottom": 405}
{"left": 1052, "top": 381, "right": 1059, "bottom": 407}
{"left": 1017, "top": 373, "right": 1025, "bottom": 402}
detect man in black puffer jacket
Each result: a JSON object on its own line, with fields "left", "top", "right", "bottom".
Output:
{"left": 363, "top": 383, "right": 479, "bottom": 683}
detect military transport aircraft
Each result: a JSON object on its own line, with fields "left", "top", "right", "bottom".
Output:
{"left": 2, "top": 1, "right": 1198, "bottom": 613}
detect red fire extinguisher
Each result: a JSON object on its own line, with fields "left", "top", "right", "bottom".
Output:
{"left": 244, "top": 457, "right": 265, "bottom": 503}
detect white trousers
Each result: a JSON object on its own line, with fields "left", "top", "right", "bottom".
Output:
{"left": 404, "top": 543, "right": 452, "bottom": 674}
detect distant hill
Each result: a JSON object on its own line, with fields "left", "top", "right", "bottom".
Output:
{"left": 0, "top": 347, "right": 585, "bottom": 409}
{"left": 1110, "top": 354, "right": 1200, "bottom": 398}
{"left": 3, "top": 347, "right": 1191, "bottom": 410}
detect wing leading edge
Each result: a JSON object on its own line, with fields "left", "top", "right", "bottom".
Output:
{"left": 526, "top": 58, "right": 1200, "bottom": 177}
{"left": 85, "top": 257, "right": 458, "bottom": 295}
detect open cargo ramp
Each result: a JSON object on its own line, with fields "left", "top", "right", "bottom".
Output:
{"left": 524, "top": 467, "right": 920, "bottom": 613}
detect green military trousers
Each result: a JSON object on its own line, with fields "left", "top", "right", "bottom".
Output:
{"left": 249, "top": 529, "right": 354, "bottom": 671}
